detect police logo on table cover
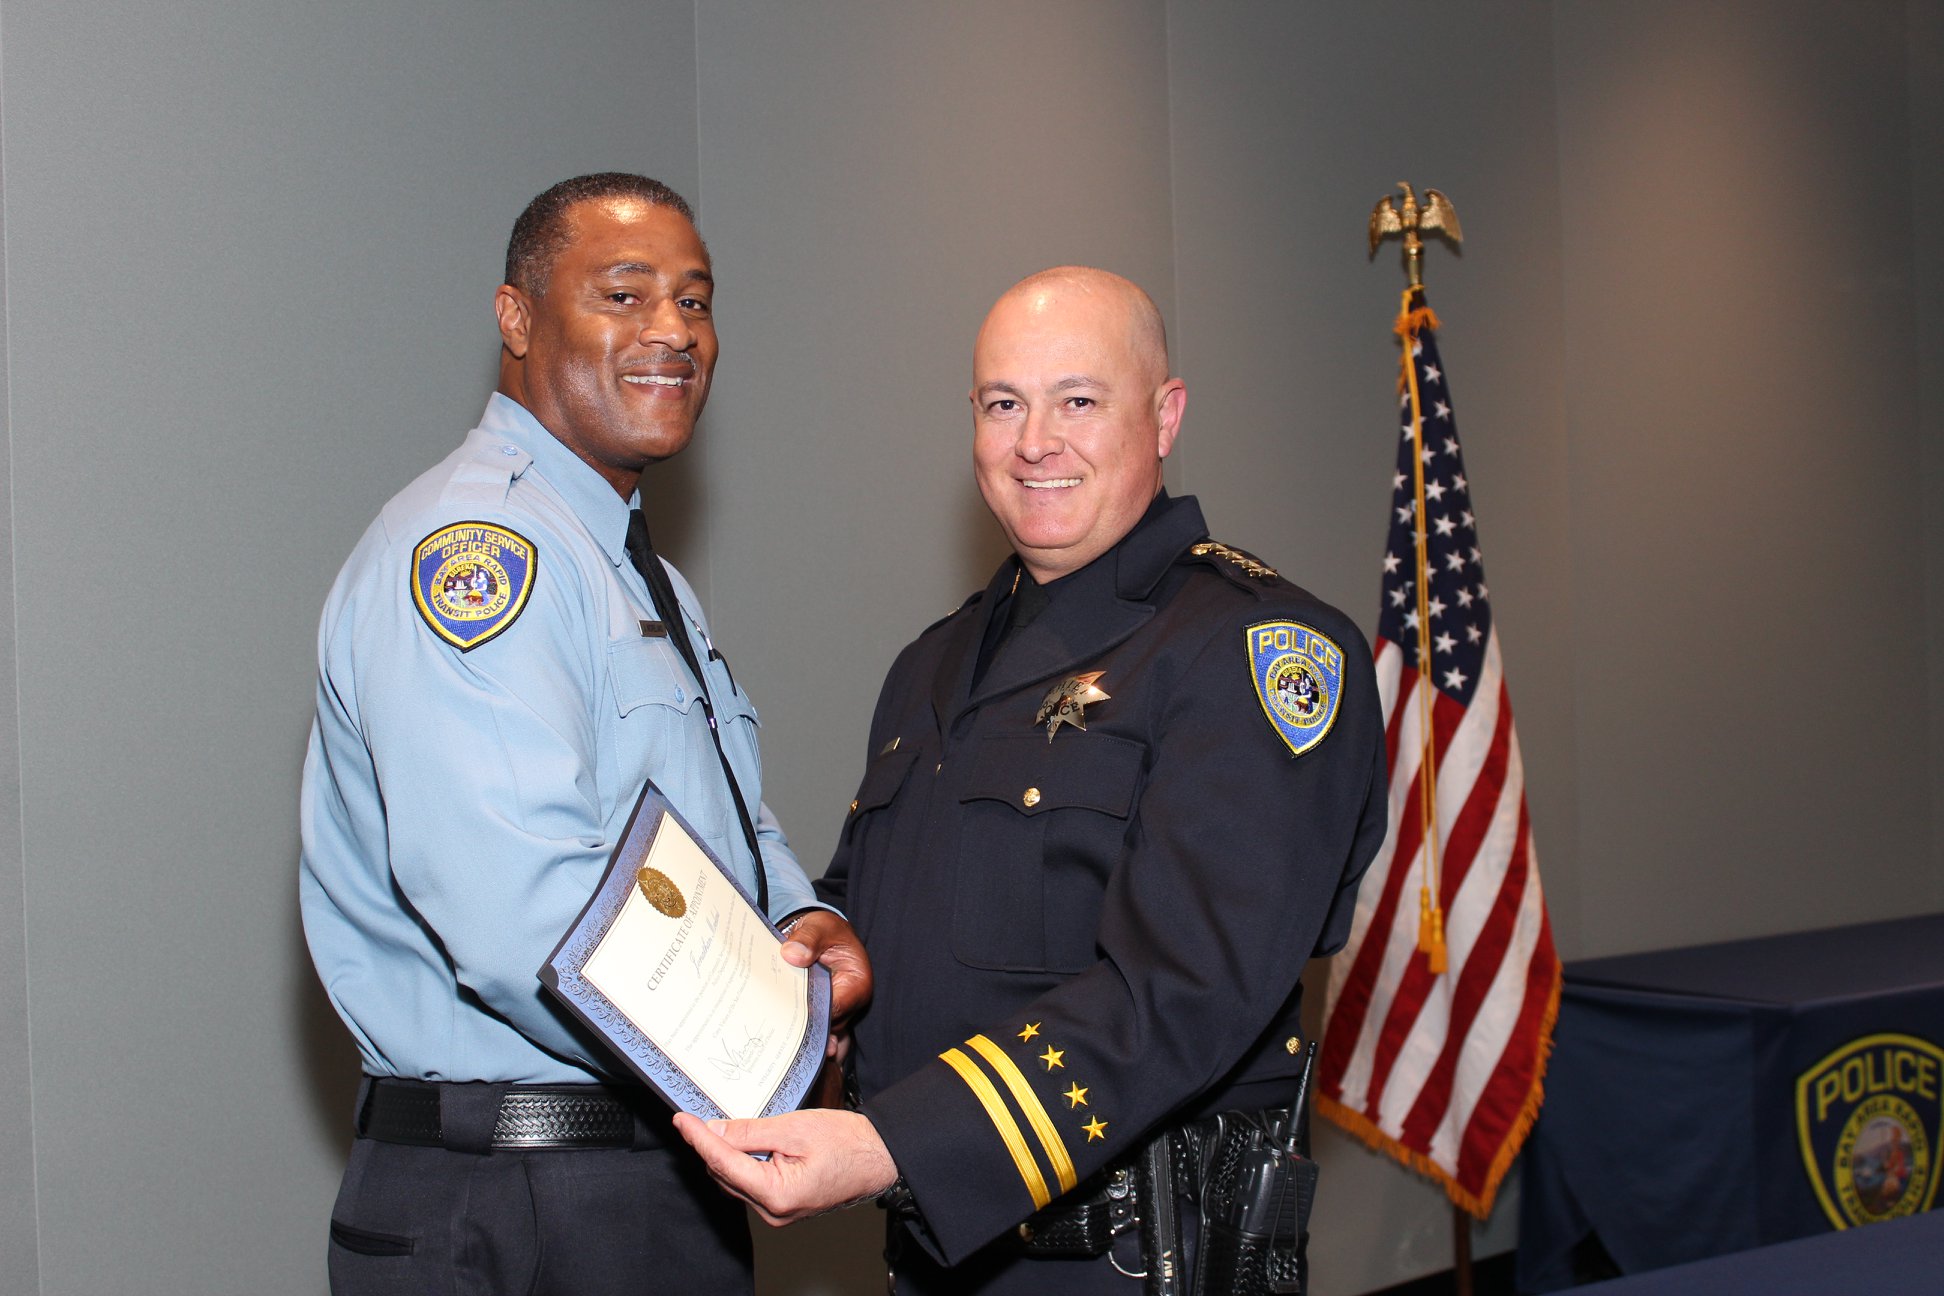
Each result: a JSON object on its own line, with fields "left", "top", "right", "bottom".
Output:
{"left": 411, "top": 522, "right": 537, "bottom": 651}
{"left": 1795, "top": 1033, "right": 1944, "bottom": 1228}
{"left": 1247, "top": 621, "right": 1344, "bottom": 757}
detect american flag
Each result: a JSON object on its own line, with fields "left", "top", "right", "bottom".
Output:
{"left": 1315, "top": 293, "right": 1560, "bottom": 1217}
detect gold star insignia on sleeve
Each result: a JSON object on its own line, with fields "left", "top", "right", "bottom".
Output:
{"left": 1018, "top": 1022, "right": 1041, "bottom": 1042}
{"left": 1039, "top": 1046, "right": 1065, "bottom": 1070}
{"left": 1063, "top": 1083, "right": 1089, "bottom": 1108}
{"left": 1082, "top": 1117, "right": 1108, "bottom": 1141}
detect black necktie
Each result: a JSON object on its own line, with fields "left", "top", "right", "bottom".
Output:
{"left": 624, "top": 508, "right": 769, "bottom": 915}
{"left": 974, "top": 565, "right": 1050, "bottom": 689}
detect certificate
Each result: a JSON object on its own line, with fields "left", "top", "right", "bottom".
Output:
{"left": 539, "top": 782, "right": 830, "bottom": 1120}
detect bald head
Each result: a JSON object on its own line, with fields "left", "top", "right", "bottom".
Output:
{"left": 979, "top": 266, "right": 1171, "bottom": 389}
{"left": 970, "top": 267, "right": 1187, "bottom": 583}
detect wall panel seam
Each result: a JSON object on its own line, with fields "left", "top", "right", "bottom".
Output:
{"left": 1161, "top": 0, "right": 1186, "bottom": 496}
{"left": 0, "top": 0, "right": 46, "bottom": 1285}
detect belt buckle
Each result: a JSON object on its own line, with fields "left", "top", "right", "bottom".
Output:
{"left": 491, "top": 1086, "right": 637, "bottom": 1149}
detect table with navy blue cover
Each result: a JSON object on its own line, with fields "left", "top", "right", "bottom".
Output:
{"left": 1569, "top": 1207, "right": 1944, "bottom": 1295}
{"left": 1515, "top": 914, "right": 1944, "bottom": 1291}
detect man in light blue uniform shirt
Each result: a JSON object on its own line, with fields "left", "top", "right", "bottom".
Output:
{"left": 300, "top": 172, "right": 869, "bottom": 1295}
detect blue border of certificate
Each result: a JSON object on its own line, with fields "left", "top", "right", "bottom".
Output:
{"left": 538, "top": 780, "right": 831, "bottom": 1120}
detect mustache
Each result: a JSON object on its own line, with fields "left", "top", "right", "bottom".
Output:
{"left": 631, "top": 348, "right": 696, "bottom": 373}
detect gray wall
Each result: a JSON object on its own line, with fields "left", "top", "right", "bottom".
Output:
{"left": 1, "top": 2, "right": 1939, "bottom": 1294}
{"left": 1552, "top": 0, "right": 1939, "bottom": 950}
{"left": 1913, "top": 0, "right": 1944, "bottom": 929}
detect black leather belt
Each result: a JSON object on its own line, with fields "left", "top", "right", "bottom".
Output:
{"left": 356, "top": 1077, "right": 664, "bottom": 1152}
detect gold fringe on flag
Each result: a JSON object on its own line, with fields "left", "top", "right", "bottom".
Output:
{"left": 1316, "top": 974, "right": 1560, "bottom": 1219}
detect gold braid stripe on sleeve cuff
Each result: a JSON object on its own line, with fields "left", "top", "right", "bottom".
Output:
{"left": 939, "top": 1046, "right": 1052, "bottom": 1209}
{"left": 965, "top": 1034, "right": 1077, "bottom": 1194}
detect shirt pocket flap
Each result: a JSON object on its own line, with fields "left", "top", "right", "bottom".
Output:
{"left": 607, "top": 639, "right": 699, "bottom": 718}
{"left": 703, "top": 654, "right": 760, "bottom": 726}
{"left": 958, "top": 732, "right": 1146, "bottom": 818}
{"left": 852, "top": 745, "right": 920, "bottom": 815}
{"left": 716, "top": 688, "right": 759, "bottom": 725}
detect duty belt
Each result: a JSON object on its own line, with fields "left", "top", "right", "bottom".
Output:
{"left": 1007, "top": 1044, "right": 1321, "bottom": 1296}
{"left": 355, "top": 1077, "right": 665, "bottom": 1152}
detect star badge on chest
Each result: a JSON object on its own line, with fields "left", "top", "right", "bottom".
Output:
{"left": 1035, "top": 671, "right": 1110, "bottom": 743}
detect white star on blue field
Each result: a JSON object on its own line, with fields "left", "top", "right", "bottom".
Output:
{"left": 1378, "top": 328, "right": 1492, "bottom": 704}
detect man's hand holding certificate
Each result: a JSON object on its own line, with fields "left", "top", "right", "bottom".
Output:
{"left": 774, "top": 910, "right": 873, "bottom": 1061}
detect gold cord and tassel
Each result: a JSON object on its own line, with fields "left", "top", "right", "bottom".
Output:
{"left": 1397, "top": 285, "right": 1447, "bottom": 976}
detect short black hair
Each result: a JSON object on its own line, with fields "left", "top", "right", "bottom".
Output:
{"left": 504, "top": 173, "right": 698, "bottom": 297}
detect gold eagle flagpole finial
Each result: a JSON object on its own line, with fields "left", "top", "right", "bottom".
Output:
{"left": 1368, "top": 182, "right": 1462, "bottom": 289}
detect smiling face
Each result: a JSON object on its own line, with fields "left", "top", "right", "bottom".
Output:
{"left": 494, "top": 197, "right": 717, "bottom": 497}
{"left": 970, "top": 269, "right": 1185, "bottom": 583}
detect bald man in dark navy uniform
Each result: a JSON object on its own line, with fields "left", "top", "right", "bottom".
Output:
{"left": 678, "top": 267, "right": 1387, "bottom": 1294}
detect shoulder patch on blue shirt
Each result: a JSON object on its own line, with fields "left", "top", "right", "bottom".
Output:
{"left": 410, "top": 521, "right": 538, "bottom": 652}
{"left": 1247, "top": 620, "right": 1344, "bottom": 757}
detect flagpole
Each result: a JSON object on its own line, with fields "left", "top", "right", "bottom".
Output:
{"left": 1370, "top": 181, "right": 1469, "bottom": 1292}
{"left": 1369, "top": 181, "right": 1462, "bottom": 973}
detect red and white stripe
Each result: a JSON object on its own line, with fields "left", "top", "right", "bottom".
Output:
{"left": 1318, "top": 627, "right": 1559, "bottom": 1216}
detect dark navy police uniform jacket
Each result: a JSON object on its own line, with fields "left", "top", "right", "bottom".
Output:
{"left": 817, "top": 493, "right": 1389, "bottom": 1269}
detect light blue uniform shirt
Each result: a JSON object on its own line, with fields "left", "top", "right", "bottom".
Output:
{"left": 300, "top": 394, "right": 821, "bottom": 1083}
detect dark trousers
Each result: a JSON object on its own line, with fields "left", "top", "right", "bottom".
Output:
{"left": 327, "top": 1132, "right": 751, "bottom": 1294}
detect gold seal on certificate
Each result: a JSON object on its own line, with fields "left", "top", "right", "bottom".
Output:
{"left": 540, "top": 783, "right": 830, "bottom": 1121}
{"left": 635, "top": 865, "right": 686, "bottom": 918}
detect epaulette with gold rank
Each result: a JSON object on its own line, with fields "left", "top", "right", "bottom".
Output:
{"left": 923, "top": 589, "right": 985, "bottom": 635}
{"left": 1187, "top": 540, "right": 1278, "bottom": 580}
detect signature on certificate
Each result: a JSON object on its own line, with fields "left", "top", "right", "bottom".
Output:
{"left": 710, "top": 1024, "right": 773, "bottom": 1080}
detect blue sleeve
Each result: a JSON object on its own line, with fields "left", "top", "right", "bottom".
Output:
{"left": 332, "top": 519, "right": 611, "bottom": 1065}
{"left": 754, "top": 799, "right": 827, "bottom": 920}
